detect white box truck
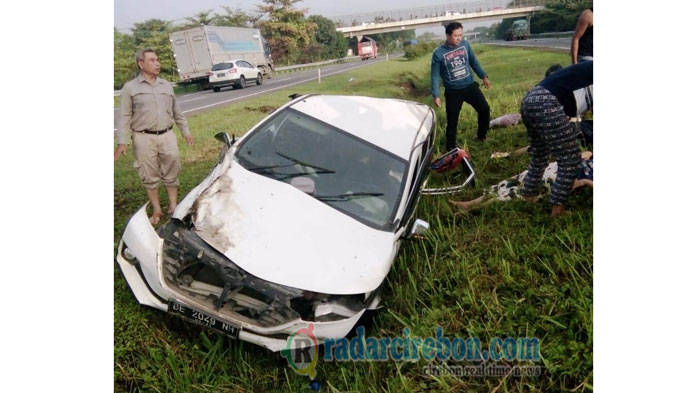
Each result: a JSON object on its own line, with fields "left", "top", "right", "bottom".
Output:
{"left": 169, "top": 26, "right": 273, "bottom": 85}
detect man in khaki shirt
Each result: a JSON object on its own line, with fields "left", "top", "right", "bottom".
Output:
{"left": 114, "top": 48, "right": 194, "bottom": 224}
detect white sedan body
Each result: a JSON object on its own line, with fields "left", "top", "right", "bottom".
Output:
{"left": 209, "top": 59, "right": 263, "bottom": 91}
{"left": 116, "top": 95, "right": 436, "bottom": 351}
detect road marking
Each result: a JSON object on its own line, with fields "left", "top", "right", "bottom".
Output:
{"left": 177, "top": 94, "right": 213, "bottom": 103}
{"left": 182, "top": 60, "right": 387, "bottom": 114}
{"left": 267, "top": 77, "right": 291, "bottom": 83}
{"left": 115, "top": 57, "right": 401, "bottom": 121}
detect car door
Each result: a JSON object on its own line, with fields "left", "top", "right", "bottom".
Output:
{"left": 231, "top": 61, "right": 243, "bottom": 80}
{"left": 243, "top": 61, "right": 256, "bottom": 79}
{"left": 236, "top": 61, "right": 247, "bottom": 80}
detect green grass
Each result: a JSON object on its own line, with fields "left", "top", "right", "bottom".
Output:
{"left": 114, "top": 45, "right": 591, "bottom": 392}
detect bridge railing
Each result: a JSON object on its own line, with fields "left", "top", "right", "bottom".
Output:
{"left": 330, "top": 0, "right": 547, "bottom": 27}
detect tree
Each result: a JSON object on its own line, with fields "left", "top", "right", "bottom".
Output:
{"left": 130, "top": 19, "right": 178, "bottom": 82}
{"left": 368, "top": 30, "right": 415, "bottom": 53}
{"left": 416, "top": 31, "right": 438, "bottom": 42}
{"left": 256, "top": 0, "right": 317, "bottom": 65}
{"left": 214, "top": 6, "right": 260, "bottom": 28}
{"left": 529, "top": 0, "right": 592, "bottom": 34}
{"left": 308, "top": 15, "right": 348, "bottom": 60}
{"left": 114, "top": 28, "right": 137, "bottom": 89}
{"left": 495, "top": 0, "right": 592, "bottom": 38}
{"left": 184, "top": 9, "right": 216, "bottom": 27}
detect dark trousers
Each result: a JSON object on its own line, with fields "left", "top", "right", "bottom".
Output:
{"left": 444, "top": 83, "right": 490, "bottom": 150}
{"left": 520, "top": 86, "right": 580, "bottom": 207}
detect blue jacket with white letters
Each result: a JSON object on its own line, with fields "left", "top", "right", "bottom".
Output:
{"left": 430, "top": 40, "right": 487, "bottom": 98}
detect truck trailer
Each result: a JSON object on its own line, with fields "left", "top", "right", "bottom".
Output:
{"left": 169, "top": 26, "right": 273, "bottom": 85}
{"left": 358, "top": 36, "right": 378, "bottom": 60}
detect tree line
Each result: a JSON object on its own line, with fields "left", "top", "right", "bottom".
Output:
{"left": 115, "top": 0, "right": 586, "bottom": 89}
{"left": 115, "top": 1, "right": 337, "bottom": 88}
{"left": 491, "top": 0, "right": 592, "bottom": 40}
{"left": 115, "top": 0, "right": 417, "bottom": 89}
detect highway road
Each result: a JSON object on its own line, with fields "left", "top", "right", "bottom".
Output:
{"left": 114, "top": 55, "right": 401, "bottom": 131}
{"left": 486, "top": 37, "right": 571, "bottom": 52}
{"left": 113, "top": 37, "right": 570, "bottom": 131}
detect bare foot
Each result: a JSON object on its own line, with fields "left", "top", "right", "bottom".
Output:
{"left": 150, "top": 210, "right": 163, "bottom": 225}
{"left": 551, "top": 205, "right": 572, "bottom": 217}
{"left": 448, "top": 199, "right": 474, "bottom": 211}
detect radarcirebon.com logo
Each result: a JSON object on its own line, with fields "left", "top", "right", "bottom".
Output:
{"left": 281, "top": 323, "right": 319, "bottom": 379}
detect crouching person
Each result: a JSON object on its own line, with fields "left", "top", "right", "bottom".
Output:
{"left": 520, "top": 61, "right": 592, "bottom": 217}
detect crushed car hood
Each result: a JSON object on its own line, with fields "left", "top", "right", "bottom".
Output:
{"left": 177, "top": 159, "right": 397, "bottom": 295}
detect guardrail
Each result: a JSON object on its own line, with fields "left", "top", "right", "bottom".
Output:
{"left": 274, "top": 56, "right": 362, "bottom": 73}
{"left": 114, "top": 56, "right": 365, "bottom": 96}
{"left": 529, "top": 31, "right": 573, "bottom": 38}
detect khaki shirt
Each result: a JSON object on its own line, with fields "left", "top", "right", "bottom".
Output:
{"left": 117, "top": 74, "right": 191, "bottom": 145}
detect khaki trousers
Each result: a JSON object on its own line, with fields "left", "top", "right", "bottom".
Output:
{"left": 132, "top": 131, "right": 181, "bottom": 189}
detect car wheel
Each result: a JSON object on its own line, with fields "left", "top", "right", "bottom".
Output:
{"left": 213, "top": 87, "right": 220, "bottom": 92}
{"left": 256, "top": 73, "right": 263, "bottom": 85}
{"left": 239, "top": 76, "right": 246, "bottom": 89}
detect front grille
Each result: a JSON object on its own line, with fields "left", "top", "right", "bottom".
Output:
{"left": 159, "top": 220, "right": 309, "bottom": 327}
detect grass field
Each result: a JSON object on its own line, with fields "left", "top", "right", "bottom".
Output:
{"left": 114, "top": 45, "right": 592, "bottom": 392}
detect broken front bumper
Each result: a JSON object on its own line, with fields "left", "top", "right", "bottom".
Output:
{"left": 115, "top": 204, "right": 374, "bottom": 352}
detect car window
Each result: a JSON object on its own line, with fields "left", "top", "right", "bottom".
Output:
{"left": 211, "top": 63, "right": 233, "bottom": 71}
{"left": 400, "top": 129, "right": 434, "bottom": 228}
{"left": 235, "top": 108, "right": 408, "bottom": 230}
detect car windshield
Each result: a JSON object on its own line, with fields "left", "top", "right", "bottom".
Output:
{"left": 235, "top": 108, "right": 407, "bottom": 230}
{"left": 211, "top": 63, "right": 233, "bottom": 71}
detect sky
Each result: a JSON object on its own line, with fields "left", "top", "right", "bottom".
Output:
{"left": 114, "top": 0, "right": 500, "bottom": 34}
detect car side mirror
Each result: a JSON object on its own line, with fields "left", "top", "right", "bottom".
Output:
{"left": 214, "top": 132, "right": 235, "bottom": 164}
{"left": 214, "top": 132, "right": 234, "bottom": 148}
{"left": 406, "top": 219, "right": 429, "bottom": 240}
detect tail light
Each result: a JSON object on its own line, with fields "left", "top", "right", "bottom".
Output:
{"left": 228, "top": 68, "right": 238, "bottom": 74}
{"left": 206, "top": 71, "right": 213, "bottom": 76}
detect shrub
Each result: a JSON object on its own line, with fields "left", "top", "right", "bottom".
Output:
{"left": 404, "top": 41, "right": 440, "bottom": 60}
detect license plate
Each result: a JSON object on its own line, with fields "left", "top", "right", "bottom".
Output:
{"left": 217, "top": 73, "right": 226, "bottom": 77}
{"left": 168, "top": 300, "right": 241, "bottom": 339}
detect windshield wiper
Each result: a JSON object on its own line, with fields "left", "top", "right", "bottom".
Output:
{"left": 314, "top": 192, "right": 384, "bottom": 202}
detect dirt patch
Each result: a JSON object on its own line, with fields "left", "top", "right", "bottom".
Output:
{"left": 244, "top": 105, "right": 277, "bottom": 114}
{"left": 396, "top": 72, "right": 429, "bottom": 98}
{"left": 400, "top": 81, "right": 416, "bottom": 95}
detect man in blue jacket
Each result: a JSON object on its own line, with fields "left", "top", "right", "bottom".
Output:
{"left": 431, "top": 22, "right": 491, "bottom": 149}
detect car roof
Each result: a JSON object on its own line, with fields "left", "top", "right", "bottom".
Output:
{"left": 214, "top": 60, "right": 251, "bottom": 65}
{"left": 289, "top": 95, "right": 433, "bottom": 160}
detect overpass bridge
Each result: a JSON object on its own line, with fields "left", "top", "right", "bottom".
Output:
{"left": 333, "top": 0, "right": 546, "bottom": 38}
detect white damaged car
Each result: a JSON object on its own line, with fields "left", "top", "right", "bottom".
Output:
{"left": 116, "top": 94, "right": 448, "bottom": 352}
